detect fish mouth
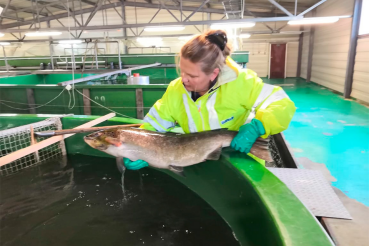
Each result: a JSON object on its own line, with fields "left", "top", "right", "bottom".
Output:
{"left": 84, "top": 131, "right": 109, "bottom": 150}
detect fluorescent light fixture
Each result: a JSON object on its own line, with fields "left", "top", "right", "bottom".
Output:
{"left": 25, "top": 31, "right": 62, "bottom": 37}
{"left": 58, "top": 40, "right": 83, "bottom": 44}
{"left": 0, "top": 6, "right": 3, "bottom": 15}
{"left": 211, "top": 22, "right": 255, "bottom": 29}
{"left": 279, "top": 31, "right": 303, "bottom": 34}
{"left": 0, "top": 42, "right": 10, "bottom": 46}
{"left": 136, "top": 37, "right": 162, "bottom": 43}
{"left": 0, "top": 32, "right": 4, "bottom": 37}
{"left": 144, "top": 26, "right": 185, "bottom": 32}
{"left": 288, "top": 17, "right": 339, "bottom": 25}
{"left": 239, "top": 33, "right": 251, "bottom": 38}
{"left": 178, "top": 35, "right": 194, "bottom": 40}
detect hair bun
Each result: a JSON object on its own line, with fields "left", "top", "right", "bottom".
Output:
{"left": 205, "top": 33, "right": 228, "bottom": 51}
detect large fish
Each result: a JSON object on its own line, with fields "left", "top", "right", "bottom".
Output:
{"left": 84, "top": 128, "right": 272, "bottom": 176}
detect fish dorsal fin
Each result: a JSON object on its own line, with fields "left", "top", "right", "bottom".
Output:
{"left": 206, "top": 146, "right": 223, "bottom": 160}
{"left": 169, "top": 165, "right": 185, "bottom": 177}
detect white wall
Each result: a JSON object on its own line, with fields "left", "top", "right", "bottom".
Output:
{"left": 286, "top": 42, "right": 299, "bottom": 77}
{"left": 243, "top": 42, "right": 269, "bottom": 77}
{"left": 351, "top": 38, "right": 369, "bottom": 103}
{"left": 310, "top": 0, "right": 354, "bottom": 92}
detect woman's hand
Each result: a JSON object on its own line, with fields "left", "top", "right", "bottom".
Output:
{"left": 231, "top": 119, "right": 265, "bottom": 153}
{"left": 124, "top": 158, "right": 149, "bottom": 170}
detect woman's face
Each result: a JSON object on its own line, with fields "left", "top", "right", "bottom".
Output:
{"left": 179, "top": 57, "right": 219, "bottom": 94}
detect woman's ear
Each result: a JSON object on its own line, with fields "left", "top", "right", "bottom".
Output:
{"left": 210, "top": 68, "right": 220, "bottom": 81}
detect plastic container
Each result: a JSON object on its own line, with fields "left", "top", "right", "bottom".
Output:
{"left": 127, "top": 75, "right": 150, "bottom": 85}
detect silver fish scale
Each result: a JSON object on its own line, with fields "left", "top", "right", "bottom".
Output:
{"left": 267, "top": 168, "right": 352, "bottom": 220}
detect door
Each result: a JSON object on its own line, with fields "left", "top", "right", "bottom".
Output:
{"left": 270, "top": 43, "right": 286, "bottom": 79}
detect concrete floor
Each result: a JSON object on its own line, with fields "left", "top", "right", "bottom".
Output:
{"left": 264, "top": 77, "right": 369, "bottom": 246}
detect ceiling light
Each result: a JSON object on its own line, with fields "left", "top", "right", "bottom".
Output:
{"left": 144, "top": 26, "right": 185, "bottom": 32}
{"left": 137, "top": 37, "right": 162, "bottom": 43}
{"left": 211, "top": 22, "right": 255, "bottom": 29}
{"left": 25, "top": 31, "right": 62, "bottom": 37}
{"left": 239, "top": 33, "right": 251, "bottom": 38}
{"left": 288, "top": 17, "right": 339, "bottom": 25}
{"left": 0, "top": 42, "right": 10, "bottom": 46}
{"left": 279, "top": 31, "right": 303, "bottom": 34}
{"left": 58, "top": 40, "right": 83, "bottom": 44}
{"left": 0, "top": 32, "right": 4, "bottom": 37}
{"left": 178, "top": 35, "right": 194, "bottom": 40}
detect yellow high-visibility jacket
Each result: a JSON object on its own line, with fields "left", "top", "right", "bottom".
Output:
{"left": 141, "top": 56, "right": 296, "bottom": 140}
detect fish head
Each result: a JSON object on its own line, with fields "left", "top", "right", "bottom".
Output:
{"left": 84, "top": 129, "right": 123, "bottom": 152}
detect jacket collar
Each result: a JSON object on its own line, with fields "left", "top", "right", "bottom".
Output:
{"left": 213, "top": 56, "right": 241, "bottom": 88}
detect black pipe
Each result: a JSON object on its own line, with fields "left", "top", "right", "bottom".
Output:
{"left": 344, "top": 0, "right": 363, "bottom": 98}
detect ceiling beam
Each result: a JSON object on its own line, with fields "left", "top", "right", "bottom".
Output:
{"left": 0, "top": 1, "right": 285, "bottom": 29}
{"left": 81, "top": 0, "right": 97, "bottom": 5}
{"left": 0, "top": 3, "right": 48, "bottom": 16}
{"left": 36, "top": 1, "right": 66, "bottom": 11}
{"left": 1, "top": 16, "right": 299, "bottom": 32}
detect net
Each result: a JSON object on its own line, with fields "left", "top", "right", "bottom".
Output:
{"left": 0, "top": 118, "right": 66, "bottom": 176}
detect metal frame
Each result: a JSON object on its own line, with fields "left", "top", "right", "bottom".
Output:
{"left": 0, "top": 0, "right": 293, "bottom": 30}
{"left": 58, "top": 63, "right": 161, "bottom": 86}
{"left": 268, "top": 0, "right": 294, "bottom": 17}
{"left": 2, "top": 15, "right": 355, "bottom": 34}
{"left": 127, "top": 46, "right": 171, "bottom": 54}
{"left": 183, "top": 0, "right": 209, "bottom": 21}
{"left": 49, "top": 40, "right": 122, "bottom": 70}
{"left": 298, "top": 0, "right": 327, "bottom": 16}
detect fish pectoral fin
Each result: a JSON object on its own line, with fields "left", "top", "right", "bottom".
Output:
{"left": 105, "top": 137, "right": 122, "bottom": 147}
{"left": 169, "top": 165, "right": 185, "bottom": 178}
{"left": 206, "top": 146, "right": 223, "bottom": 160}
{"left": 115, "top": 157, "right": 125, "bottom": 173}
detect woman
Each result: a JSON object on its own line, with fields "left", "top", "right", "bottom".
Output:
{"left": 125, "top": 30, "right": 296, "bottom": 170}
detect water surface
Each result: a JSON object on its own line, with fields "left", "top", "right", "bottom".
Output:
{"left": 0, "top": 155, "right": 239, "bottom": 246}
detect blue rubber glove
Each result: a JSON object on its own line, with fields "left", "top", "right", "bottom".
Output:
{"left": 231, "top": 119, "right": 266, "bottom": 153}
{"left": 124, "top": 158, "right": 149, "bottom": 170}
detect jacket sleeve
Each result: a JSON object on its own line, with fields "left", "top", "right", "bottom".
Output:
{"left": 140, "top": 86, "right": 176, "bottom": 132}
{"left": 254, "top": 86, "right": 296, "bottom": 138}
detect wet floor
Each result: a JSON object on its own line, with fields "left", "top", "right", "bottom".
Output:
{"left": 0, "top": 155, "right": 239, "bottom": 246}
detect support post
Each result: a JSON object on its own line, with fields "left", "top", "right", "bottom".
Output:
{"left": 1, "top": 45, "right": 9, "bottom": 73}
{"left": 135, "top": 88, "right": 144, "bottom": 119}
{"left": 47, "top": 20, "right": 54, "bottom": 70}
{"left": 120, "top": 0, "right": 128, "bottom": 54}
{"left": 296, "top": 26, "right": 304, "bottom": 77}
{"left": 82, "top": 89, "right": 92, "bottom": 115}
{"left": 26, "top": 89, "right": 36, "bottom": 114}
{"left": 344, "top": 0, "right": 362, "bottom": 98}
{"left": 306, "top": 10, "right": 316, "bottom": 82}
{"left": 30, "top": 126, "right": 40, "bottom": 162}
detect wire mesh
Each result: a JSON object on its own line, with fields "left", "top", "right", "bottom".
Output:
{"left": 0, "top": 118, "right": 65, "bottom": 176}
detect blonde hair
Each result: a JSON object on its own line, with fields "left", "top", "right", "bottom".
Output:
{"left": 179, "top": 30, "right": 232, "bottom": 75}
